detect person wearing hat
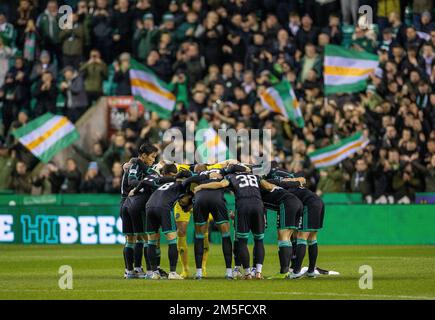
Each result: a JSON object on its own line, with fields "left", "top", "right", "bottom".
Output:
{"left": 161, "top": 13, "right": 176, "bottom": 37}
{"left": 133, "top": 12, "right": 160, "bottom": 62}
{"left": 80, "top": 161, "right": 105, "bottom": 193}
{"left": 419, "top": 10, "right": 435, "bottom": 34}
{"left": 412, "top": 0, "right": 434, "bottom": 30}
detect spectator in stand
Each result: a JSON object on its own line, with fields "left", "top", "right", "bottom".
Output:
{"left": 32, "top": 161, "right": 63, "bottom": 194}
{"left": 351, "top": 158, "right": 373, "bottom": 203}
{"left": 59, "top": 158, "right": 81, "bottom": 193}
{"left": 413, "top": 1, "right": 433, "bottom": 31}
{"left": 59, "top": 12, "right": 88, "bottom": 69}
{"left": 30, "top": 50, "right": 57, "bottom": 82}
{"left": 0, "top": 139, "right": 16, "bottom": 190}
{"left": 0, "top": 37, "right": 13, "bottom": 88}
{"left": 79, "top": 49, "right": 108, "bottom": 104}
{"left": 91, "top": 0, "right": 113, "bottom": 63}
{"left": 111, "top": 0, "right": 134, "bottom": 58}
{"left": 80, "top": 161, "right": 105, "bottom": 193}
{"left": 32, "top": 70, "right": 57, "bottom": 116}
{"left": 9, "top": 160, "right": 32, "bottom": 194}
{"left": 104, "top": 161, "right": 123, "bottom": 193}
{"left": 113, "top": 52, "right": 131, "bottom": 96}
{"left": 340, "top": 0, "right": 359, "bottom": 25}
{"left": 36, "top": 0, "right": 61, "bottom": 64}
{"left": 60, "top": 66, "right": 88, "bottom": 122}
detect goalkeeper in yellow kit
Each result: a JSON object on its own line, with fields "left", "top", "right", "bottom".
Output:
{"left": 173, "top": 160, "right": 237, "bottom": 278}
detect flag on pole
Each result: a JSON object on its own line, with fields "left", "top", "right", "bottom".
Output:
{"left": 308, "top": 132, "right": 369, "bottom": 168}
{"left": 12, "top": 113, "right": 79, "bottom": 163}
{"left": 195, "top": 118, "right": 231, "bottom": 163}
{"left": 260, "top": 80, "right": 304, "bottom": 127}
{"left": 324, "top": 45, "right": 379, "bottom": 95}
{"left": 129, "top": 59, "right": 176, "bottom": 119}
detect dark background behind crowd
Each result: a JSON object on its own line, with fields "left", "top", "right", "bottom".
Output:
{"left": 0, "top": 0, "right": 434, "bottom": 204}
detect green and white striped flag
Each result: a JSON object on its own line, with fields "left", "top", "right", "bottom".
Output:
{"left": 260, "top": 80, "right": 304, "bottom": 128}
{"left": 195, "top": 118, "right": 232, "bottom": 163}
{"left": 324, "top": 45, "right": 379, "bottom": 95}
{"left": 129, "top": 59, "right": 176, "bottom": 119}
{"left": 12, "top": 113, "right": 79, "bottom": 163}
{"left": 308, "top": 132, "right": 369, "bottom": 168}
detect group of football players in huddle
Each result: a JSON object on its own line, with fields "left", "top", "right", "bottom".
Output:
{"left": 120, "top": 143, "right": 326, "bottom": 280}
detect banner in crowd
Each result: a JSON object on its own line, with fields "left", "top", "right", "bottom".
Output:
{"left": 260, "top": 80, "right": 304, "bottom": 128}
{"left": 12, "top": 113, "right": 79, "bottom": 163}
{"left": 195, "top": 118, "right": 231, "bottom": 163}
{"left": 308, "top": 131, "right": 369, "bottom": 168}
{"left": 129, "top": 59, "right": 176, "bottom": 119}
{"left": 324, "top": 45, "right": 379, "bottom": 95}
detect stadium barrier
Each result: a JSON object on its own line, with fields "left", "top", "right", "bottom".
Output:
{"left": 0, "top": 194, "right": 434, "bottom": 245}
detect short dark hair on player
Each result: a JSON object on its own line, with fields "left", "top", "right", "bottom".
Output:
{"left": 138, "top": 143, "right": 158, "bottom": 156}
{"left": 161, "top": 163, "right": 178, "bottom": 175}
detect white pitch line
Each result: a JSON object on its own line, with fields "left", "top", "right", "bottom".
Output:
{"left": 0, "top": 289, "right": 433, "bottom": 300}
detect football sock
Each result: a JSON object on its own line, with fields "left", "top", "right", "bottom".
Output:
{"left": 278, "top": 240, "right": 292, "bottom": 274}
{"left": 221, "top": 232, "right": 233, "bottom": 269}
{"left": 168, "top": 238, "right": 178, "bottom": 272}
{"left": 124, "top": 242, "right": 135, "bottom": 271}
{"left": 202, "top": 232, "right": 209, "bottom": 271}
{"left": 308, "top": 240, "right": 318, "bottom": 273}
{"left": 253, "top": 236, "right": 265, "bottom": 266}
{"left": 123, "top": 247, "right": 127, "bottom": 269}
{"left": 147, "top": 239, "right": 158, "bottom": 271}
{"left": 143, "top": 241, "right": 151, "bottom": 271}
{"left": 293, "top": 238, "right": 307, "bottom": 274}
{"left": 194, "top": 233, "right": 205, "bottom": 269}
{"left": 156, "top": 247, "right": 161, "bottom": 269}
{"left": 134, "top": 239, "right": 144, "bottom": 269}
{"left": 290, "top": 237, "right": 297, "bottom": 269}
{"left": 177, "top": 235, "right": 189, "bottom": 273}
{"left": 256, "top": 264, "right": 263, "bottom": 273}
{"left": 237, "top": 237, "right": 250, "bottom": 270}
{"left": 233, "top": 238, "right": 241, "bottom": 267}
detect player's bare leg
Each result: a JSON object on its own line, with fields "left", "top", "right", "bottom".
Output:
{"left": 176, "top": 221, "right": 189, "bottom": 278}
{"left": 288, "top": 231, "right": 309, "bottom": 279}
{"left": 217, "top": 222, "right": 233, "bottom": 279}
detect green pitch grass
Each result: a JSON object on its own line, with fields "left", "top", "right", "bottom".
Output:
{"left": 0, "top": 244, "right": 434, "bottom": 300}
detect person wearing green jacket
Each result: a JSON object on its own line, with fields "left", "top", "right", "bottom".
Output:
{"left": 36, "top": 0, "right": 61, "bottom": 62}
{"left": 316, "top": 166, "right": 345, "bottom": 195}
{"left": 133, "top": 13, "right": 160, "bottom": 62}
{"left": 79, "top": 49, "right": 108, "bottom": 104}
{"left": 59, "top": 12, "right": 89, "bottom": 68}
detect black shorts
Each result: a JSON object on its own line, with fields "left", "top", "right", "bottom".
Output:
{"left": 121, "top": 196, "right": 146, "bottom": 235}
{"left": 234, "top": 198, "right": 265, "bottom": 240}
{"left": 193, "top": 190, "right": 229, "bottom": 225}
{"left": 290, "top": 188, "right": 325, "bottom": 231}
{"left": 145, "top": 206, "right": 176, "bottom": 234}
{"left": 262, "top": 189, "right": 303, "bottom": 230}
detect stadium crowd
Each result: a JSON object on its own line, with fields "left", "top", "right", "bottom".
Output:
{"left": 0, "top": 0, "right": 434, "bottom": 204}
